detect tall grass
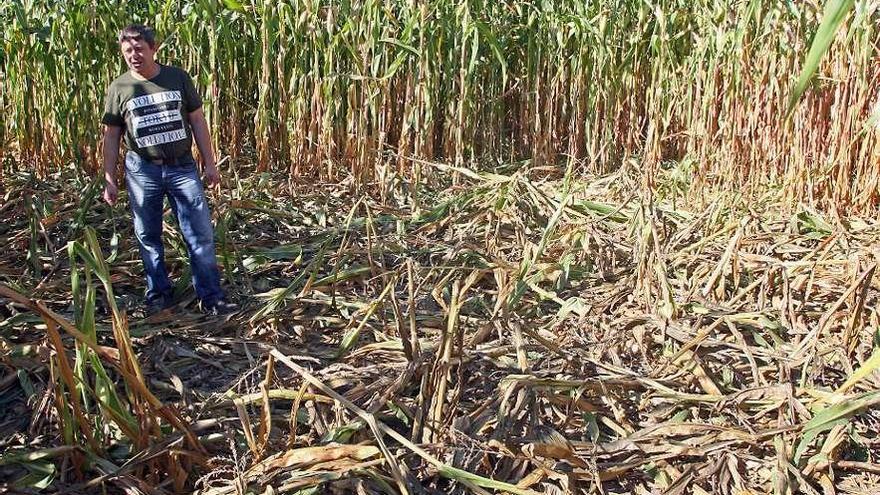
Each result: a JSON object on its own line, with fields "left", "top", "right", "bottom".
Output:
{"left": 1, "top": 1, "right": 878, "bottom": 209}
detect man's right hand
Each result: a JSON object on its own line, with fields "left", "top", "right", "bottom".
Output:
{"left": 104, "top": 182, "right": 118, "bottom": 205}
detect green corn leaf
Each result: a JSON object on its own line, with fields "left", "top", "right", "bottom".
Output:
{"left": 337, "top": 276, "right": 397, "bottom": 357}
{"left": 12, "top": 461, "right": 55, "bottom": 490}
{"left": 796, "top": 209, "right": 833, "bottom": 237}
{"left": 321, "top": 420, "right": 365, "bottom": 443}
{"left": 795, "top": 390, "right": 880, "bottom": 462}
{"left": 837, "top": 349, "right": 880, "bottom": 395}
{"left": 786, "top": 0, "right": 855, "bottom": 116}
{"left": 221, "top": 0, "right": 245, "bottom": 12}
{"left": 475, "top": 20, "right": 507, "bottom": 86}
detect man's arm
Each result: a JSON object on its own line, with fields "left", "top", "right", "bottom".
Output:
{"left": 189, "top": 108, "right": 219, "bottom": 187}
{"left": 102, "top": 125, "right": 123, "bottom": 205}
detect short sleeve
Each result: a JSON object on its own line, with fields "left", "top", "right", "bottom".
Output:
{"left": 101, "top": 84, "right": 124, "bottom": 127}
{"left": 182, "top": 69, "right": 203, "bottom": 113}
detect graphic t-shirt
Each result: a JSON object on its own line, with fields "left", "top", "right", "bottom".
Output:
{"left": 101, "top": 65, "right": 202, "bottom": 161}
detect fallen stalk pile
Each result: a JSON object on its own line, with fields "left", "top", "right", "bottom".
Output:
{"left": 2, "top": 163, "right": 880, "bottom": 494}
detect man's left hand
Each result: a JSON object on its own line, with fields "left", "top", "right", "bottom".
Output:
{"left": 204, "top": 163, "right": 220, "bottom": 187}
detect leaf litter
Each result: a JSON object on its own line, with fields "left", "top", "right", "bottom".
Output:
{"left": 2, "top": 162, "right": 880, "bottom": 494}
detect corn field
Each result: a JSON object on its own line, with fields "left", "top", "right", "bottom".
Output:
{"left": 1, "top": 1, "right": 879, "bottom": 206}
{"left": 4, "top": 1, "right": 880, "bottom": 494}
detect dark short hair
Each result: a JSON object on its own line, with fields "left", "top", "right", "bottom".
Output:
{"left": 118, "top": 24, "right": 156, "bottom": 48}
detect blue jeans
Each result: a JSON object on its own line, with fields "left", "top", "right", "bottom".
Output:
{"left": 124, "top": 151, "right": 224, "bottom": 306}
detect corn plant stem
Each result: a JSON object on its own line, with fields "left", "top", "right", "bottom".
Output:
{"left": 0, "top": 283, "right": 206, "bottom": 458}
{"left": 44, "top": 319, "right": 102, "bottom": 453}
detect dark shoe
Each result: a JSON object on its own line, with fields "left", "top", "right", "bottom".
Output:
{"left": 202, "top": 299, "right": 239, "bottom": 316}
{"left": 145, "top": 295, "right": 175, "bottom": 316}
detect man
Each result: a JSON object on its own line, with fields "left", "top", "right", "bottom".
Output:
{"left": 101, "top": 24, "right": 236, "bottom": 316}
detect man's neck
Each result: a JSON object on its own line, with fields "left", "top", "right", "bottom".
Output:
{"left": 131, "top": 63, "right": 161, "bottom": 81}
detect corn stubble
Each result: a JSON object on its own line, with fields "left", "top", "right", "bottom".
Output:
{"left": 3, "top": 0, "right": 880, "bottom": 494}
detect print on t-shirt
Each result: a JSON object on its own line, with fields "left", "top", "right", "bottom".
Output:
{"left": 127, "top": 91, "right": 188, "bottom": 148}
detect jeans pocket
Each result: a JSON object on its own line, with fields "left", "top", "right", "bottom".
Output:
{"left": 124, "top": 152, "right": 143, "bottom": 174}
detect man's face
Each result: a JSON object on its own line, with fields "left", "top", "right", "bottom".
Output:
{"left": 120, "top": 38, "right": 156, "bottom": 73}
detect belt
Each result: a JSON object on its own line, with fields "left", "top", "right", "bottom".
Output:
{"left": 152, "top": 157, "right": 181, "bottom": 165}
{"left": 140, "top": 155, "right": 193, "bottom": 166}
